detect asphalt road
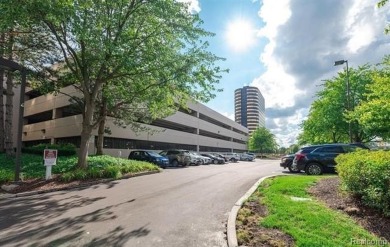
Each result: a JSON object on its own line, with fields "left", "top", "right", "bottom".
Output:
{"left": 0, "top": 159, "right": 284, "bottom": 247}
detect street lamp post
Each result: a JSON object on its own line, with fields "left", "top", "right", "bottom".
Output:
{"left": 334, "top": 59, "right": 353, "bottom": 143}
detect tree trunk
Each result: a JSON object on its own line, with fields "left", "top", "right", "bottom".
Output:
{"left": 0, "top": 69, "right": 4, "bottom": 153}
{"left": 4, "top": 71, "right": 14, "bottom": 156}
{"left": 0, "top": 33, "right": 5, "bottom": 153}
{"left": 96, "top": 100, "right": 107, "bottom": 155}
{"left": 4, "top": 32, "right": 14, "bottom": 156}
{"left": 96, "top": 117, "right": 106, "bottom": 155}
{"left": 78, "top": 126, "right": 92, "bottom": 169}
{"left": 77, "top": 97, "right": 96, "bottom": 169}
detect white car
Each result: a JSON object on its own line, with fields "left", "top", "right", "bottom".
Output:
{"left": 240, "top": 153, "right": 255, "bottom": 161}
{"left": 222, "top": 153, "right": 240, "bottom": 162}
{"left": 190, "top": 152, "right": 211, "bottom": 165}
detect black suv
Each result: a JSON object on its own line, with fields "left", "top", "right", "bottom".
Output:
{"left": 293, "top": 143, "right": 367, "bottom": 175}
{"left": 281, "top": 145, "right": 323, "bottom": 173}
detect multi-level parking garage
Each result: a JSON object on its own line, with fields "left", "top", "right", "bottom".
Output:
{"left": 21, "top": 85, "right": 249, "bottom": 157}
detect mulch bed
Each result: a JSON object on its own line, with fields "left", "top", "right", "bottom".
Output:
{"left": 308, "top": 177, "right": 390, "bottom": 241}
{"left": 1, "top": 177, "right": 107, "bottom": 194}
{"left": 237, "top": 201, "right": 295, "bottom": 247}
{"left": 1, "top": 171, "right": 158, "bottom": 195}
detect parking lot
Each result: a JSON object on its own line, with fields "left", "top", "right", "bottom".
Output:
{"left": 0, "top": 159, "right": 282, "bottom": 247}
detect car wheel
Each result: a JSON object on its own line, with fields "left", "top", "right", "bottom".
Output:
{"left": 213, "top": 159, "right": 218, "bottom": 164}
{"left": 288, "top": 163, "right": 300, "bottom": 173}
{"left": 171, "top": 159, "right": 179, "bottom": 167}
{"left": 305, "top": 163, "right": 323, "bottom": 175}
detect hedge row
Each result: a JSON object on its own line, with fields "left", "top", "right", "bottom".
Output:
{"left": 336, "top": 150, "right": 390, "bottom": 216}
{"left": 59, "top": 155, "right": 159, "bottom": 181}
{"left": 0, "top": 153, "right": 159, "bottom": 183}
{"left": 22, "top": 143, "right": 76, "bottom": 156}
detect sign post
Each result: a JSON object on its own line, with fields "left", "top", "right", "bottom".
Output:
{"left": 44, "top": 149, "right": 58, "bottom": 180}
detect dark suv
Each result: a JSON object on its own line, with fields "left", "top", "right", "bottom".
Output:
{"left": 281, "top": 145, "right": 323, "bottom": 173}
{"left": 159, "top": 149, "right": 191, "bottom": 167}
{"left": 293, "top": 144, "right": 366, "bottom": 175}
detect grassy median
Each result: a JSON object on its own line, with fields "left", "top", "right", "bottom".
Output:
{"left": 237, "top": 176, "right": 382, "bottom": 246}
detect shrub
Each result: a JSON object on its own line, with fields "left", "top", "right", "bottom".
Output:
{"left": 0, "top": 170, "right": 13, "bottom": 183}
{"left": 22, "top": 143, "right": 76, "bottom": 156}
{"left": 58, "top": 155, "right": 159, "bottom": 182}
{"left": 336, "top": 150, "right": 390, "bottom": 215}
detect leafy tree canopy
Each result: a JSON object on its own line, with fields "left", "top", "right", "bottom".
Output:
{"left": 299, "top": 65, "right": 375, "bottom": 145}
{"left": 248, "top": 127, "right": 278, "bottom": 153}
{"left": 350, "top": 56, "right": 390, "bottom": 140}
{"left": 5, "top": 0, "right": 227, "bottom": 168}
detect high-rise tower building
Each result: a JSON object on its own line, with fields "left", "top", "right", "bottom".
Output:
{"left": 234, "top": 86, "right": 265, "bottom": 133}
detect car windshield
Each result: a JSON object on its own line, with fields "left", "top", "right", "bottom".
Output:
{"left": 147, "top": 151, "right": 162, "bottom": 157}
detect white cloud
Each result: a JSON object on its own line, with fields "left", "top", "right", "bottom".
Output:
{"left": 177, "top": 0, "right": 201, "bottom": 13}
{"left": 252, "top": 0, "right": 390, "bottom": 147}
{"left": 257, "top": 0, "right": 291, "bottom": 39}
{"left": 346, "top": 0, "right": 379, "bottom": 53}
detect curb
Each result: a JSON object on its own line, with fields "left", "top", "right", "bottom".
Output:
{"left": 227, "top": 174, "right": 285, "bottom": 247}
{"left": 0, "top": 170, "right": 160, "bottom": 199}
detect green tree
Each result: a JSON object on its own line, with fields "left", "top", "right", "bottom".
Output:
{"left": 248, "top": 127, "right": 278, "bottom": 154}
{"left": 0, "top": 1, "right": 58, "bottom": 155}
{"left": 288, "top": 144, "right": 300, "bottom": 154}
{"left": 299, "top": 65, "right": 374, "bottom": 144}
{"left": 350, "top": 56, "right": 390, "bottom": 140}
{"left": 378, "top": 0, "right": 390, "bottom": 33}
{"left": 20, "top": 0, "right": 225, "bottom": 168}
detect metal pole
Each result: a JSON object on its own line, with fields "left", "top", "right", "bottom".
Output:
{"left": 345, "top": 60, "right": 353, "bottom": 143}
{"left": 14, "top": 69, "right": 26, "bottom": 182}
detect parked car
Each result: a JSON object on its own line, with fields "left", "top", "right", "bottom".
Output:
{"left": 191, "top": 152, "right": 212, "bottom": 165}
{"left": 240, "top": 153, "right": 255, "bottom": 161}
{"left": 201, "top": 153, "right": 225, "bottom": 164}
{"left": 280, "top": 154, "right": 296, "bottom": 172}
{"left": 128, "top": 150, "right": 169, "bottom": 168}
{"left": 222, "top": 153, "right": 240, "bottom": 162}
{"left": 188, "top": 152, "right": 205, "bottom": 165}
{"left": 294, "top": 144, "right": 362, "bottom": 175}
{"left": 285, "top": 145, "right": 324, "bottom": 173}
{"left": 159, "top": 149, "right": 191, "bottom": 167}
{"left": 215, "top": 153, "right": 228, "bottom": 162}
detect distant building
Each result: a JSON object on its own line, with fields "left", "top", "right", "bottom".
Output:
{"left": 234, "top": 86, "right": 265, "bottom": 133}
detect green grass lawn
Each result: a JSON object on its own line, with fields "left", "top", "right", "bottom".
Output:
{"left": 0, "top": 153, "right": 159, "bottom": 183}
{"left": 240, "top": 176, "right": 381, "bottom": 247}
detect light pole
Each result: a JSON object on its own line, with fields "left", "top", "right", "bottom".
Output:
{"left": 334, "top": 59, "right": 352, "bottom": 143}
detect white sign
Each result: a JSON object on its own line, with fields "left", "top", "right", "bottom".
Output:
{"left": 44, "top": 149, "right": 58, "bottom": 166}
{"left": 43, "top": 149, "right": 58, "bottom": 180}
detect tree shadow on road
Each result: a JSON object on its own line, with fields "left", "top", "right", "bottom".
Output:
{"left": 85, "top": 224, "right": 151, "bottom": 247}
{"left": 0, "top": 195, "right": 140, "bottom": 246}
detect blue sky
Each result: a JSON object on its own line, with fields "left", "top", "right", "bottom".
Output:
{"left": 180, "top": 0, "right": 390, "bottom": 147}
{"left": 197, "top": 0, "right": 266, "bottom": 118}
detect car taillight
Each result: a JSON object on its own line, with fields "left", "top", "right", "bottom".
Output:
{"left": 295, "top": 153, "right": 306, "bottom": 161}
